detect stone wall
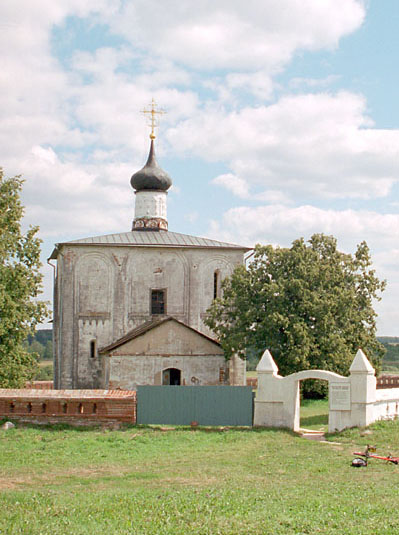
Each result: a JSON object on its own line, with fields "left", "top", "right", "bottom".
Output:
{"left": 105, "top": 354, "right": 228, "bottom": 390}
{"left": 374, "top": 388, "right": 399, "bottom": 421}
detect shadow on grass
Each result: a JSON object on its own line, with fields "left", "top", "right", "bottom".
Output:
{"left": 300, "top": 414, "right": 328, "bottom": 427}
{"left": 1, "top": 419, "right": 303, "bottom": 438}
{"left": 0, "top": 419, "right": 116, "bottom": 433}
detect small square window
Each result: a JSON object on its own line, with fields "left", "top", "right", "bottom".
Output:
{"left": 151, "top": 289, "right": 166, "bottom": 315}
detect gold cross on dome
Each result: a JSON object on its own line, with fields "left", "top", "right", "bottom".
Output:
{"left": 141, "top": 98, "right": 166, "bottom": 140}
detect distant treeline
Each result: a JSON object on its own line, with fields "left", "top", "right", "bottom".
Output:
{"left": 378, "top": 337, "right": 399, "bottom": 371}
{"left": 245, "top": 336, "right": 399, "bottom": 371}
{"left": 378, "top": 336, "right": 399, "bottom": 345}
{"left": 26, "top": 329, "right": 53, "bottom": 360}
{"left": 26, "top": 330, "right": 399, "bottom": 369}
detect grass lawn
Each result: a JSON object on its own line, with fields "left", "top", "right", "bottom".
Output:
{"left": 38, "top": 360, "right": 53, "bottom": 369}
{"left": 300, "top": 398, "right": 329, "bottom": 431}
{"left": 1, "top": 416, "right": 399, "bottom": 534}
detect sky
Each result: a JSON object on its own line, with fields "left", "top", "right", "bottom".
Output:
{"left": 1, "top": 0, "right": 399, "bottom": 335}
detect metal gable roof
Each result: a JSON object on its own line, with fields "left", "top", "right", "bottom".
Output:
{"left": 49, "top": 230, "right": 250, "bottom": 259}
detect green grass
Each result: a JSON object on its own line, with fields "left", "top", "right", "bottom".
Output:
{"left": 1, "top": 418, "right": 399, "bottom": 534}
{"left": 300, "top": 398, "right": 329, "bottom": 430}
{"left": 38, "top": 360, "right": 53, "bottom": 369}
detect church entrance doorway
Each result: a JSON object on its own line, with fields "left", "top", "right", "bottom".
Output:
{"left": 162, "top": 368, "right": 181, "bottom": 385}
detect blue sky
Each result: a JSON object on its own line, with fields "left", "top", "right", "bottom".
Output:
{"left": 1, "top": 0, "right": 399, "bottom": 334}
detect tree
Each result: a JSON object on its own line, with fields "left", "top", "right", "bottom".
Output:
{"left": 0, "top": 169, "right": 49, "bottom": 387}
{"left": 44, "top": 340, "right": 53, "bottom": 360}
{"left": 27, "top": 340, "right": 45, "bottom": 360}
{"left": 205, "top": 234, "right": 386, "bottom": 395}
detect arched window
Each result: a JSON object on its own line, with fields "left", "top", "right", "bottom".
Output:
{"left": 213, "top": 270, "right": 221, "bottom": 299}
{"left": 162, "top": 368, "right": 181, "bottom": 386}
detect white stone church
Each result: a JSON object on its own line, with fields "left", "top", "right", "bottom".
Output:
{"left": 50, "top": 131, "right": 249, "bottom": 390}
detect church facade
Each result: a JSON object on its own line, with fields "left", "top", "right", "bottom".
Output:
{"left": 50, "top": 133, "right": 249, "bottom": 389}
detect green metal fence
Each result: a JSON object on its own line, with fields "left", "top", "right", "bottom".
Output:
{"left": 136, "top": 386, "right": 253, "bottom": 426}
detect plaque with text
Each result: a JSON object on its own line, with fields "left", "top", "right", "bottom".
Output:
{"left": 329, "top": 383, "right": 351, "bottom": 410}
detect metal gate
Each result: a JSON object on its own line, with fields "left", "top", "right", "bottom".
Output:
{"left": 137, "top": 386, "right": 253, "bottom": 426}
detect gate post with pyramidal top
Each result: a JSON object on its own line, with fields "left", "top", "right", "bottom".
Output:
{"left": 253, "top": 350, "right": 287, "bottom": 427}
{"left": 349, "top": 349, "right": 376, "bottom": 428}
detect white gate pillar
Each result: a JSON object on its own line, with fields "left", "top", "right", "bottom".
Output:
{"left": 254, "top": 350, "right": 288, "bottom": 427}
{"left": 349, "top": 349, "right": 376, "bottom": 428}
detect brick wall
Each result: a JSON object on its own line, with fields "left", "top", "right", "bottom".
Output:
{"left": 246, "top": 377, "right": 258, "bottom": 388}
{"left": 377, "top": 375, "right": 399, "bottom": 389}
{"left": 0, "top": 389, "right": 136, "bottom": 425}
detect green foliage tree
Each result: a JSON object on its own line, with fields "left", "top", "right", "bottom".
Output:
{"left": 44, "top": 339, "right": 53, "bottom": 360}
{"left": 205, "top": 234, "right": 386, "bottom": 395}
{"left": 33, "top": 328, "right": 52, "bottom": 346}
{"left": 27, "top": 340, "right": 45, "bottom": 360}
{"left": 0, "top": 169, "right": 49, "bottom": 387}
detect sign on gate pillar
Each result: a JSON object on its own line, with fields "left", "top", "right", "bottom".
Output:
{"left": 329, "top": 383, "right": 351, "bottom": 410}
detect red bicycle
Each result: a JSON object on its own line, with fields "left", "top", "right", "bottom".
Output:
{"left": 352, "top": 445, "right": 399, "bottom": 467}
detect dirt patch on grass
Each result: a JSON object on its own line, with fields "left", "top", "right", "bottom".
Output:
{"left": 0, "top": 464, "right": 222, "bottom": 491}
{"left": 156, "top": 475, "right": 220, "bottom": 488}
{"left": 0, "top": 475, "right": 37, "bottom": 490}
{"left": 0, "top": 464, "right": 135, "bottom": 491}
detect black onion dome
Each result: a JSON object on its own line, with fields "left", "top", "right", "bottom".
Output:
{"left": 130, "top": 140, "right": 172, "bottom": 191}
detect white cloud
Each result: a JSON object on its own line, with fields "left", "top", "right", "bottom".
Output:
{"left": 205, "top": 71, "right": 275, "bottom": 102}
{"left": 257, "top": 190, "right": 292, "bottom": 204}
{"left": 0, "top": 1, "right": 374, "bottom": 217}
{"left": 213, "top": 173, "right": 291, "bottom": 204}
{"left": 289, "top": 75, "right": 341, "bottom": 89}
{"left": 31, "top": 146, "right": 58, "bottom": 165}
{"left": 0, "top": 2, "right": 200, "bottom": 251}
{"left": 12, "top": 146, "right": 133, "bottom": 240}
{"left": 209, "top": 205, "right": 399, "bottom": 249}
{"left": 169, "top": 92, "right": 399, "bottom": 200}
{"left": 109, "top": 0, "right": 365, "bottom": 70}
{"left": 213, "top": 174, "right": 250, "bottom": 198}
